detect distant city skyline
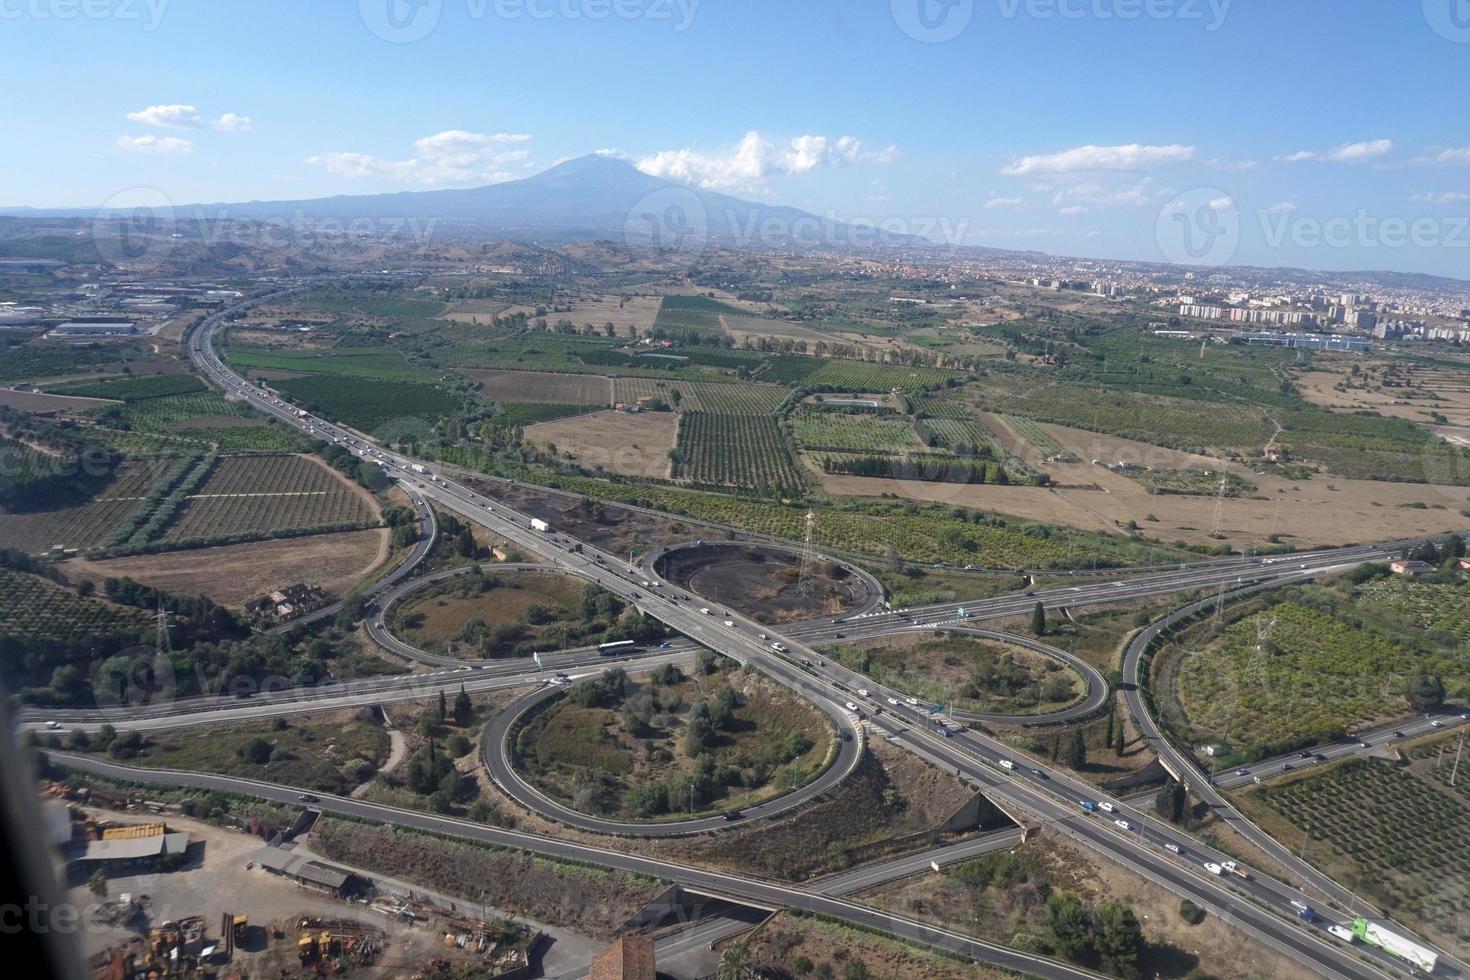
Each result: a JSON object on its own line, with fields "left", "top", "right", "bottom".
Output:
{"left": 4, "top": 0, "right": 1468, "bottom": 276}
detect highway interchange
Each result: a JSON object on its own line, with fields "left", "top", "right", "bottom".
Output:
{"left": 31, "top": 284, "right": 1467, "bottom": 979}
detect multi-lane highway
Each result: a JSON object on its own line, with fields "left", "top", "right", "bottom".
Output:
{"left": 46, "top": 753, "right": 1110, "bottom": 980}
{"left": 168, "top": 288, "right": 1459, "bottom": 978}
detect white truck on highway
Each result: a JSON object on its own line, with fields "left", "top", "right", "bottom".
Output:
{"left": 530, "top": 518, "right": 550, "bottom": 533}
{"left": 1353, "top": 919, "right": 1437, "bottom": 973}
{"left": 410, "top": 464, "right": 427, "bottom": 474}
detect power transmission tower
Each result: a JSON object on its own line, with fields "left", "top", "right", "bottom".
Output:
{"left": 1243, "top": 614, "right": 1276, "bottom": 691}
{"left": 1211, "top": 474, "right": 1229, "bottom": 539}
{"left": 796, "top": 510, "right": 821, "bottom": 597}
{"left": 155, "top": 599, "right": 172, "bottom": 657}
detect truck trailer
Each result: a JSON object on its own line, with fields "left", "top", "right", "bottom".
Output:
{"left": 1353, "top": 919, "right": 1437, "bottom": 973}
{"left": 530, "top": 518, "right": 550, "bottom": 533}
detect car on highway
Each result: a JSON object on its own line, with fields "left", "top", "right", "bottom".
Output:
{"left": 857, "top": 688, "right": 869, "bottom": 697}
{"left": 1029, "top": 768, "right": 1047, "bottom": 779}
{"left": 1097, "top": 801, "right": 1116, "bottom": 813}
{"left": 935, "top": 725, "right": 951, "bottom": 737}
{"left": 45, "top": 721, "right": 62, "bottom": 730}
{"left": 1393, "top": 730, "right": 1405, "bottom": 738}
{"left": 770, "top": 642, "right": 786, "bottom": 652}
{"left": 1113, "top": 819, "right": 1131, "bottom": 830}
{"left": 1236, "top": 768, "right": 1250, "bottom": 776}
{"left": 298, "top": 794, "right": 319, "bottom": 803}
{"left": 1204, "top": 862, "right": 1224, "bottom": 875}
{"left": 886, "top": 697, "right": 899, "bottom": 706}
{"left": 999, "top": 759, "right": 1015, "bottom": 770}
{"left": 906, "top": 696, "right": 919, "bottom": 706}
{"left": 844, "top": 702, "right": 859, "bottom": 712}
{"left": 1079, "top": 800, "right": 1097, "bottom": 812}
{"left": 1432, "top": 720, "right": 1444, "bottom": 728}
{"left": 723, "top": 620, "right": 735, "bottom": 627}
{"left": 722, "top": 810, "right": 743, "bottom": 822}
{"left": 1164, "top": 842, "right": 1182, "bottom": 854}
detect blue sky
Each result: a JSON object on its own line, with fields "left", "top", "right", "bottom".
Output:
{"left": 5, "top": 0, "right": 1469, "bottom": 276}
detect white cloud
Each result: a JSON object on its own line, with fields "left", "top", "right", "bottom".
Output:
{"left": 1277, "top": 139, "right": 1394, "bottom": 164}
{"left": 1058, "top": 205, "right": 1089, "bottom": 216}
{"left": 1411, "top": 192, "right": 1470, "bottom": 205}
{"left": 1412, "top": 147, "right": 1470, "bottom": 167}
{"left": 213, "top": 113, "right": 253, "bottom": 132}
{"left": 1207, "top": 195, "right": 1235, "bottom": 211}
{"left": 126, "top": 104, "right": 205, "bottom": 129}
{"left": 1263, "top": 201, "right": 1298, "bottom": 214}
{"left": 984, "top": 196, "right": 1028, "bottom": 210}
{"left": 116, "top": 134, "right": 193, "bottom": 155}
{"left": 307, "top": 130, "right": 533, "bottom": 186}
{"left": 1000, "top": 143, "right": 1194, "bottom": 176}
{"left": 636, "top": 131, "right": 897, "bottom": 192}
{"left": 1048, "top": 177, "right": 1166, "bottom": 210}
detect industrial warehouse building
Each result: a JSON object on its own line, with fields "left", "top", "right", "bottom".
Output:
{"left": 250, "top": 846, "right": 362, "bottom": 898}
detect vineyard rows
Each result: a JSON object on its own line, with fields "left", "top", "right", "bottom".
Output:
{"left": 0, "top": 570, "right": 151, "bottom": 641}
{"left": 673, "top": 412, "right": 805, "bottom": 493}
{"left": 0, "top": 457, "right": 179, "bottom": 553}
{"left": 791, "top": 410, "right": 922, "bottom": 453}
{"left": 916, "top": 418, "right": 1003, "bottom": 457}
{"left": 162, "top": 454, "right": 377, "bottom": 542}
{"left": 998, "top": 414, "right": 1079, "bottom": 462}
{"left": 612, "top": 378, "right": 787, "bottom": 415}
{"left": 906, "top": 395, "right": 972, "bottom": 419}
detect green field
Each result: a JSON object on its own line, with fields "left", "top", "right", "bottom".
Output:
{"left": 1174, "top": 600, "right": 1467, "bottom": 748}
{"left": 0, "top": 569, "right": 151, "bottom": 643}
{"left": 1132, "top": 469, "right": 1257, "bottom": 497}
{"left": 998, "top": 414, "right": 1080, "bottom": 462}
{"left": 496, "top": 403, "right": 601, "bottom": 426}
{"left": 792, "top": 410, "right": 920, "bottom": 454}
{"left": 673, "top": 412, "right": 805, "bottom": 493}
{"left": 1357, "top": 576, "right": 1470, "bottom": 644}
{"left": 763, "top": 355, "right": 967, "bottom": 390}
{"left": 227, "top": 346, "right": 442, "bottom": 383}
{"left": 273, "top": 375, "right": 465, "bottom": 433}
{"left": 49, "top": 374, "right": 204, "bottom": 401}
{"left": 971, "top": 376, "right": 1276, "bottom": 453}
